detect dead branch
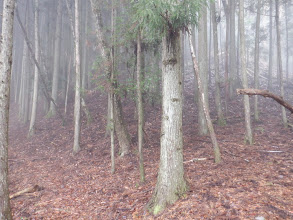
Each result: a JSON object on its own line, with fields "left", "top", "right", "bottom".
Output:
{"left": 10, "top": 185, "right": 43, "bottom": 199}
{"left": 237, "top": 88, "right": 293, "bottom": 114}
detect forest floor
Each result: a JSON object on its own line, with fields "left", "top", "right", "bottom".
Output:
{"left": 8, "top": 74, "right": 293, "bottom": 219}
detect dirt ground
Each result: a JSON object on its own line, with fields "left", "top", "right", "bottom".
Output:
{"left": 8, "top": 82, "right": 293, "bottom": 219}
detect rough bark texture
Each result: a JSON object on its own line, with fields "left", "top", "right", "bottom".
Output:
{"left": 28, "top": 0, "right": 40, "bottom": 137}
{"left": 253, "top": 0, "right": 261, "bottom": 121}
{"left": 275, "top": 0, "right": 287, "bottom": 127}
{"left": 188, "top": 25, "right": 221, "bottom": 164}
{"left": 239, "top": 0, "right": 253, "bottom": 144}
{"left": 237, "top": 89, "right": 293, "bottom": 114}
{"left": 147, "top": 30, "right": 187, "bottom": 215}
{"left": 0, "top": 0, "right": 15, "bottom": 219}
{"left": 211, "top": 1, "right": 225, "bottom": 126}
{"left": 197, "top": 6, "right": 208, "bottom": 135}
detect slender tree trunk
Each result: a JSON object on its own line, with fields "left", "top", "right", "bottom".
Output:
{"left": 147, "top": 29, "right": 187, "bottom": 215}
{"left": 285, "top": 1, "right": 289, "bottom": 81}
{"left": 188, "top": 25, "right": 221, "bottom": 164}
{"left": 268, "top": 0, "right": 273, "bottom": 89}
{"left": 90, "top": 0, "right": 131, "bottom": 156}
{"left": 28, "top": 0, "right": 40, "bottom": 137}
{"left": 0, "top": 0, "right": 15, "bottom": 219}
{"left": 110, "top": 0, "right": 116, "bottom": 173}
{"left": 222, "top": 0, "right": 230, "bottom": 103}
{"left": 229, "top": 0, "right": 236, "bottom": 98}
{"left": 239, "top": 0, "right": 253, "bottom": 144}
{"left": 198, "top": 6, "right": 208, "bottom": 135}
{"left": 64, "top": 55, "right": 72, "bottom": 115}
{"left": 48, "top": 0, "right": 62, "bottom": 116}
{"left": 137, "top": 30, "right": 145, "bottom": 183}
{"left": 275, "top": 0, "right": 287, "bottom": 127}
{"left": 211, "top": 1, "right": 225, "bottom": 125}
{"left": 254, "top": 0, "right": 261, "bottom": 121}
{"left": 82, "top": 0, "right": 88, "bottom": 90}
{"left": 73, "top": 0, "right": 82, "bottom": 153}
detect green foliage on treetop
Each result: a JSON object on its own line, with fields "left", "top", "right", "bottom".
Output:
{"left": 131, "top": 0, "right": 208, "bottom": 35}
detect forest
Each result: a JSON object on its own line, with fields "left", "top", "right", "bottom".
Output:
{"left": 0, "top": 0, "right": 292, "bottom": 219}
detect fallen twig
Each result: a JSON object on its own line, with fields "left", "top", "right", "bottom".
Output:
{"left": 184, "top": 158, "right": 207, "bottom": 163}
{"left": 10, "top": 185, "right": 43, "bottom": 199}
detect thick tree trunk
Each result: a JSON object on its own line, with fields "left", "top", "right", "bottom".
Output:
{"left": 48, "top": 1, "right": 62, "bottom": 116}
{"left": 73, "top": 0, "right": 82, "bottom": 153}
{"left": 275, "top": 0, "right": 287, "bottom": 127}
{"left": 197, "top": 6, "right": 208, "bottom": 135}
{"left": 239, "top": 0, "right": 253, "bottom": 144}
{"left": 136, "top": 30, "right": 145, "bottom": 183}
{"left": 147, "top": 30, "right": 187, "bottom": 215}
{"left": 28, "top": 0, "right": 40, "bottom": 137}
{"left": 211, "top": 1, "right": 225, "bottom": 126}
{"left": 0, "top": 0, "right": 15, "bottom": 219}
{"left": 253, "top": 0, "right": 261, "bottom": 121}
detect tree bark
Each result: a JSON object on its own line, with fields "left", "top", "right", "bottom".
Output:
{"left": 136, "top": 30, "right": 145, "bottom": 183}
{"left": 197, "top": 5, "right": 208, "bottom": 135}
{"left": 229, "top": 0, "right": 236, "bottom": 98}
{"left": 147, "top": 29, "right": 187, "bottom": 215}
{"left": 254, "top": 0, "right": 261, "bottom": 121}
{"left": 90, "top": 0, "right": 131, "bottom": 156}
{"left": 73, "top": 0, "right": 82, "bottom": 153}
{"left": 268, "top": 0, "right": 273, "bottom": 90}
{"left": 0, "top": 0, "right": 15, "bottom": 219}
{"left": 188, "top": 25, "right": 221, "bottom": 164}
{"left": 275, "top": 0, "right": 287, "bottom": 127}
{"left": 28, "top": 0, "right": 40, "bottom": 137}
{"left": 48, "top": 0, "right": 62, "bottom": 116}
{"left": 211, "top": 1, "right": 225, "bottom": 126}
{"left": 239, "top": 0, "right": 253, "bottom": 144}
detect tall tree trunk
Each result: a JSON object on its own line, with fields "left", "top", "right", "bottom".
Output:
{"left": 136, "top": 30, "right": 145, "bottom": 183}
{"left": 268, "top": 0, "right": 273, "bottom": 89}
{"left": 147, "top": 29, "right": 187, "bottom": 215}
{"left": 197, "top": 6, "right": 208, "bottom": 135}
{"left": 239, "top": 0, "right": 253, "bottom": 144}
{"left": 188, "top": 25, "right": 221, "bottom": 164}
{"left": 73, "top": 0, "right": 82, "bottom": 153}
{"left": 0, "top": 0, "right": 15, "bottom": 219}
{"left": 90, "top": 0, "right": 131, "bottom": 156}
{"left": 81, "top": 0, "right": 88, "bottom": 90}
{"left": 211, "top": 1, "right": 225, "bottom": 125}
{"left": 222, "top": 0, "right": 230, "bottom": 104}
{"left": 254, "top": 0, "right": 261, "bottom": 121}
{"left": 275, "top": 0, "right": 287, "bottom": 127}
{"left": 28, "top": 0, "right": 40, "bottom": 137}
{"left": 48, "top": 0, "right": 62, "bottom": 116}
{"left": 229, "top": 0, "right": 236, "bottom": 98}
{"left": 285, "top": 1, "right": 289, "bottom": 81}
{"left": 110, "top": 0, "right": 116, "bottom": 173}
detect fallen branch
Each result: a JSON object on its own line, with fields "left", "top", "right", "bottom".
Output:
{"left": 10, "top": 185, "right": 43, "bottom": 199}
{"left": 184, "top": 158, "right": 207, "bottom": 163}
{"left": 237, "top": 88, "right": 293, "bottom": 114}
